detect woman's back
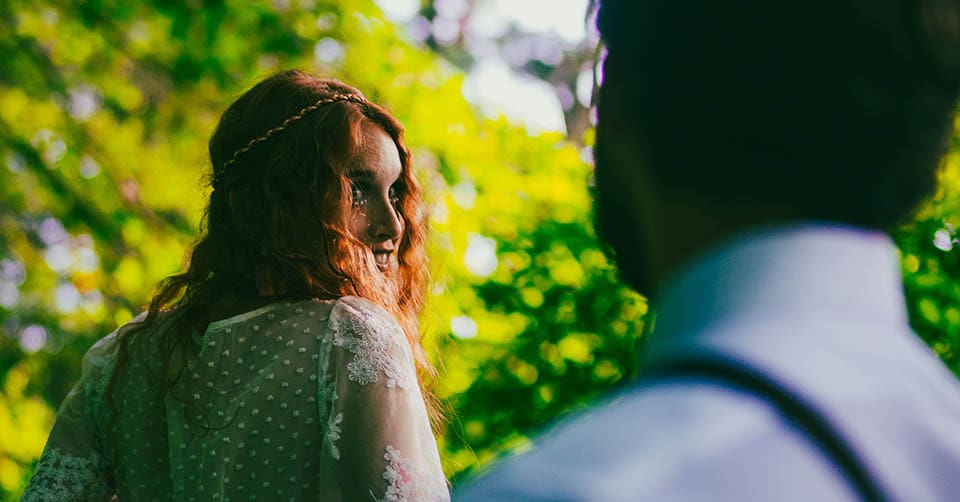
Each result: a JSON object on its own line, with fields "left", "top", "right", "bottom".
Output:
{"left": 23, "top": 296, "right": 448, "bottom": 501}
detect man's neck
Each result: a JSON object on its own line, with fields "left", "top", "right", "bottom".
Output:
{"left": 645, "top": 199, "right": 793, "bottom": 297}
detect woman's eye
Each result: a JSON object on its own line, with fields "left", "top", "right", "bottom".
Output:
{"left": 389, "top": 186, "right": 402, "bottom": 205}
{"left": 350, "top": 184, "right": 367, "bottom": 206}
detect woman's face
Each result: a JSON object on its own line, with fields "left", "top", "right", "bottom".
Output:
{"left": 346, "top": 122, "right": 405, "bottom": 273}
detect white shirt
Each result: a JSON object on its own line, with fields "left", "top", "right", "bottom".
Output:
{"left": 456, "top": 224, "right": 960, "bottom": 501}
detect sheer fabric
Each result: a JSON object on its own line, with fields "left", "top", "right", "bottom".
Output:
{"left": 23, "top": 296, "right": 449, "bottom": 501}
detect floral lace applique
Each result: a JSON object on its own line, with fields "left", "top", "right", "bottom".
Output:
{"left": 21, "top": 448, "right": 113, "bottom": 501}
{"left": 326, "top": 412, "right": 344, "bottom": 460}
{"left": 328, "top": 298, "right": 416, "bottom": 390}
{"left": 316, "top": 369, "right": 344, "bottom": 460}
{"left": 380, "top": 445, "right": 448, "bottom": 502}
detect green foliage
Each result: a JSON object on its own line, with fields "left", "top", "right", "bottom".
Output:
{"left": 1, "top": 0, "right": 958, "bottom": 499}
{"left": 897, "top": 147, "right": 960, "bottom": 373}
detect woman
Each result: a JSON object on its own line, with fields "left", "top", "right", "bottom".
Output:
{"left": 23, "top": 70, "right": 449, "bottom": 501}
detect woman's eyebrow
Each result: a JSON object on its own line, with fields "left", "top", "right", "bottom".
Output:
{"left": 345, "top": 169, "right": 376, "bottom": 180}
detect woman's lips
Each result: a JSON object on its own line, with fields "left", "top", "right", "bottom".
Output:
{"left": 373, "top": 250, "right": 391, "bottom": 270}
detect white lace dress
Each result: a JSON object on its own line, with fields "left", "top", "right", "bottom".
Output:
{"left": 22, "top": 296, "right": 450, "bottom": 501}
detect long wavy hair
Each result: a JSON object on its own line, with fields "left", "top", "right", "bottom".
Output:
{"left": 104, "top": 70, "right": 434, "bottom": 435}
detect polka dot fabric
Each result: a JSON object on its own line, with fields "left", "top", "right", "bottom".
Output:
{"left": 23, "top": 296, "right": 449, "bottom": 501}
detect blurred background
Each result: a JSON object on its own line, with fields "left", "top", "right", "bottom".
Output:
{"left": 1, "top": 0, "right": 959, "bottom": 498}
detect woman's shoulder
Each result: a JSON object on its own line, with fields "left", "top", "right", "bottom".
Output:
{"left": 329, "top": 295, "right": 395, "bottom": 318}
{"left": 326, "top": 296, "right": 414, "bottom": 389}
{"left": 69, "top": 311, "right": 154, "bottom": 419}
{"left": 85, "top": 310, "right": 180, "bottom": 374}
{"left": 84, "top": 311, "right": 151, "bottom": 363}
{"left": 327, "top": 295, "right": 404, "bottom": 340}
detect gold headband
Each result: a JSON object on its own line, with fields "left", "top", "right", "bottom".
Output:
{"left": 212, "top": 92, "right": 367, "bottom": 187}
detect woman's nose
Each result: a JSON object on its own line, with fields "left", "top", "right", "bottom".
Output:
{"left": 370, "top": 199, "right": 403, "bottom": 241}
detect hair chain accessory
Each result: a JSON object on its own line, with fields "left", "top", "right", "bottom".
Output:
{"left": 212, "top": 92, "right": 367, "bottom": 186}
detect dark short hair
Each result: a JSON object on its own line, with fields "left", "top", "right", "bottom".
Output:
{"left": 595, "top": 0, "right": 960, "bottom": 228}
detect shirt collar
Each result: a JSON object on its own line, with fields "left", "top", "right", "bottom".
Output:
{"left": 648, "top": 222, "right": 909, "bottom": 346}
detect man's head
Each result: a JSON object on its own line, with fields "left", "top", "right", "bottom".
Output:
{"left": 593, "top": 0, "right": 960, "bottom": 294}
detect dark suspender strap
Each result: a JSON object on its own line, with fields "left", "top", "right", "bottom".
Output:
{"left": 643, "top": 355, "right": 885, "bottom": 502}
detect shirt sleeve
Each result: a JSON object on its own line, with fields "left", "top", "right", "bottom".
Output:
{"left": 317, "top": 296, "right": 449, "bottom": 502}
{"left": 22, "top": 331, "right": 119, "bottom": 502}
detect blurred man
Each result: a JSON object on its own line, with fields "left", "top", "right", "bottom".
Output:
{"left": 457, "top": 1, "right": 960, "bottom": 500}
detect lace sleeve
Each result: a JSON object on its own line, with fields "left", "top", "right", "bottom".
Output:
{"left": 21, "top": 331, "right": 120, "bottom": 501}
{"left": 317, "top": 296, "right": 449, "bottom": 502}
